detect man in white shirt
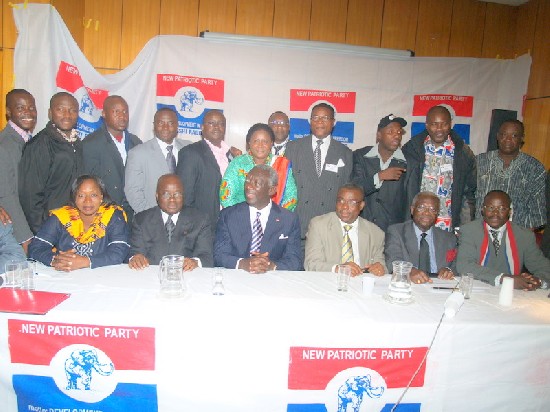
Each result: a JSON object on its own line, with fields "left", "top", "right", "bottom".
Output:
{"left": 125, "top": 108, "right": 186, "bottom": 213}
{"left": 305, "top": 183, "right": 386, "bottom": 276}
{"left": 268, "top": 111, "right": 290, "bottom": 156}
{"left": 214, "top": 165, "right": 302, "bottom": 273}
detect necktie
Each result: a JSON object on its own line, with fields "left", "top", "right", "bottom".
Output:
{"left": 341, "top": 224, "right": 354, "bottom": 264}
{"left": 418, "top": 233, "right": 430, "bottom": 273}
{"left": 165, "top": 215, "right": 175, "bottom": 243}
{"left": 490, "top": 230, "right": 500, "bottom": 256}
{"left": 314, "top": 139, "right": 323, "bottom": 176}
{"left": 250, "top": 211, "right": 263, "bottom": 255}
{"left": 166, "top": 145, "right": 176, "bottom": 173}
{"left": 274, "top": 144, "right": 284, "bottom": 156}
{"left": 114, "top": 134, "right": 123, "bottom": 143}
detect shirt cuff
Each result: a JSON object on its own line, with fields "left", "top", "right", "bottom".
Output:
{"left": 192, "top": 257, "right": 202, "bottom": 268}
{"left": 374, "top": 174, "right": 382, "bottom": 189}
{"left": 495, "top": 273, "right": 504, "bottom": 287}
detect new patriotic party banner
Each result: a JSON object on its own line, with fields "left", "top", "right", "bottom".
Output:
{"left": 13, "top": 4, "right": 530, "bottom": 153}
{"left": 287, "top": 346, "right": 427, "bottom": 411}
{"left": 8, "top": 320, "right": 157, "bottom": 411}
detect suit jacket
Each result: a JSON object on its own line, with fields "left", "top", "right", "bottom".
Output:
{"left": 176, "top": 140, "right": 234, "bottom": 232}
{"left": 214, "top": 202, "right": 302, "bottom": 271}
{"left": 351, "top": 146, "right": 409, "bottom": 231}
{"left": 125, "top": 138, "right": 185, "bottom": 214}
{"left": 457, "top": 219, "right": 550, "bottom": 284}
{"left": 304, "top": 212, "right": 387, "bottom": 272}
{"left": 0, "top": 124, "right": 33, "bottom": 242}
{"left": 285, "top": 135, "right": 352, "bottom": 238}
{"left": 384, "top": 221, "right": 457, "bottom": 273}
{"left": 130, "top": 206, "right": 213, "bottom": 267}
{"left": 83, "top": 124, "right": 141, "bottom": 220}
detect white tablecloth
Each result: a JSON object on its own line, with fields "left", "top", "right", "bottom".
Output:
{"left": 1, "top": 264, "right": 549, "bottom": 411}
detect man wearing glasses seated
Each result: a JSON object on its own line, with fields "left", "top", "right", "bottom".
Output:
{"left": 304, "top": 183, "right": 386, "bottom": 276}
{"left": 457, "top": 190, "right": 550, "bottom": 290}
{"left": 385, "top": 192, "right": 457, "bottom": 284}
{"left": 128, "top": 174, "right": 213, "bottom": 270}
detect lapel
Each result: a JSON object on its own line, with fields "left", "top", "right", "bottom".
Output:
{"left": 262, "top": 203, "right": 283, "bottom": 251}
{"left": 149, "top": 138, "right": 168, "bottom": 166}
{"left": 357, "top": 217, "right": 371, "bottom": 267}
{"left": 404, "top": 221, "right": 420, "bottom": 267}
{"left": 327, "top": 213, "right": 343, "bottom": 263}
{"left": 151, "top": 207, "right": 170, "bottom": 251}
{"left": 234, "top": 203, "right": 253, "bottom": 255}
{"left": 300, "top": 135, "right": 318, "bottom": 177}
{"left": 433, "top": 227, "right": 446, "bottom": 269}
{"left": 200, "top": 140, "right": 222, "bottom": 179}
{"left": 101, "top": 127, "right": 124, "bottom": 166}
{"left": 323, "top": 137, "right": 341, "bottom": 171}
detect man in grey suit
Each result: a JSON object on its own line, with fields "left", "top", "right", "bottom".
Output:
{"left": 457, "top": 190, "right": 550, "bottom": 290}
{"left": 305, "top": 184, "right": 386, "bottom": 276}
{"left": 128, "top": 174, "right": 213, "bottom": 270}
{"left": 0, "top": 89, "right": 37, "bottom": 250}
{"left": 385, "top": 191, "right": 457, "bottom": 284}
{"left": 125, "top": 108, "right": 186, "bottom": 214}
{"left": 176, "top": 110, "right": 240, "bottom": 231}
{"left": 83, "top": 96, "right": 141, "bottom": 221}
{"left": 285, "top": 103, "right": 353, "bottom": 242}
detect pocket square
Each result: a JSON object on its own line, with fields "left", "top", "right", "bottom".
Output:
{"left": 279, "top": 234, "right": 289, "bottom": 240}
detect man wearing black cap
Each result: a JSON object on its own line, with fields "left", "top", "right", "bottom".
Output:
{"left": 351, "top": 114, "right": 409, "bottom": 231}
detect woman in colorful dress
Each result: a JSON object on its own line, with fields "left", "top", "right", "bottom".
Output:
{"left": 220, "top": 123, "right": 297, "bottom": 210}
{"left": 29, "top": 175, "right": 130, "bottom": 271}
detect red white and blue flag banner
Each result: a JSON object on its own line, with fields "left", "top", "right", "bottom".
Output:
{"left": 13, "top": 4, "right": 529, "bottom": 154}
{"left": 287, "top": 346, "right": 428, "bottom": 411}
{"left": 8, "top": 319, "right": 157, "bottom": 411}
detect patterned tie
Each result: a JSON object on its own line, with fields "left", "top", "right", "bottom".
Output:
{"left": 166, "top": 145, "right": 176, "bottom": 173}
{"left": 250, "top": 211, "right": 263, "bottom": 255}
{"left": 418, "top": 233, "right": 431, "bottom": 273}
{"left": 165, "top": 215, "right": 175, "bottom": 243}
{"left": 274, "top": 145, "right": 282, "bottom": 156}
{"left": 490, "top": 230, "right": 500, "bottom": 256}
{"left": 341, "top": 224, "right": 354, "bottom": 264}
{"left": 314, "top": 139, "right": 323, "bottom": 176}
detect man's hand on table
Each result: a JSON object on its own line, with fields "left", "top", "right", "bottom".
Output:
{"left": 129, "top": 254, "right": 150, "bottom": 270}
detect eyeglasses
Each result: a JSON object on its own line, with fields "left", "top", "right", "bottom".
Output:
{"left": 336, "top": 198, "right": 362, "bottom": 206}
{"left": 154, "top": 121, "right": 177, "bottom": 127}
{"left": 269, "top": 121, "right": 289, "bottom": 126}
{"left": 310, "top": 115, "right": 333, "bottom": 122}
{"left": 415, "top": 205, "right": 438, "bottom": 214}
{"left": 204, "top": 121, "right": 226, "bottom": 127}
{"left": 160, "top": 192, "right": 183, "bottom": 200}
{"left": 483, "top": 205, "right": 510, "bottom": 213}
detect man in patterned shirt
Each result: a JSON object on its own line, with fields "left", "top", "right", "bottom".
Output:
{"left": 475, "top": 120, "right": 546, "bottom": 230}
{"left": 402, "top": 105, "right": 476, "bottom": 232}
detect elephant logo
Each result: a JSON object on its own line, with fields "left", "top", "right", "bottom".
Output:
{"left": 337, "top": 375, "right": 384, "bottom": 412}
{"left": 175, "top": 86, "right": 205, "bottom": 119}
{"left": 80, "top": 95, "right": 95, "bottom": 116}
{"left": 65, "top": 348, "right": 114, "bottom": 391}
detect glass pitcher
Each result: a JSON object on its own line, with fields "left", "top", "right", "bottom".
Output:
{"left": 384, "top": 260, "right": 414, "bottom": 305}
{"left": 159, "top": 255, "right": 185, "bottom": 298}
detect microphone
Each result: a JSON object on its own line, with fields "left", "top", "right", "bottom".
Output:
{"left": 444, "top": 291, "right": 464, "bottom": 318}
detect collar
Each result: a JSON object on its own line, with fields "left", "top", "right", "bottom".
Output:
{"left": 204, "top": 137, "right": 230, "bottom": 154}
{"left": 365, "top": 145, "right": 405, "bottom": 161}
{"left": 249, "top": 200, "right": 273, "bottom": 214}
{"left": 413, "top": 223, "right": 433, "bottom": 238}
{"left": 274, "top": 138, "right": 289, "bottom": 147}
{"left": 8, "top": 120, "right": 32, "bottom": 142}
{"left": 338, "top": 217, "right": 358, "bottom": 229}
{"left": 156, "top": 137, "right": 175, "bottom": 151}
{"left": 161, "top": 210, "right": 180, "bottom": 224}
{"left": 484, "top": 222, "right": 506, "bottom": 237}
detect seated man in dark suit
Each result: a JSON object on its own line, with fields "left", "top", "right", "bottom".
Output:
{"left": 128, "top": 174, "right": 213, "bottom": 270}
{"left": 457, "top": 190, "right": 550, "bottom": 290}
{"left": 214, "top": 165, "right": 302, "bottom": 273}
{"left": 385, "top": 191, "right": 457, "bottom": 284}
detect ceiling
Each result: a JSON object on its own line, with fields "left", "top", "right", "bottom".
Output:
{"left": 482, "top": 0, "right": 528, "bottom": 5}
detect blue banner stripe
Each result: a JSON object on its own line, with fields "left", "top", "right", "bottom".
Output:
{"left": 287, "top": 404, "right": 421, "bottom": 412}
{"left": 13, "top": 375, "right": 158, "bottom": 412}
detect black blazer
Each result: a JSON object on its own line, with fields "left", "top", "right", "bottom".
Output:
{"left": 129, "top": 206, "right": 213, "bottom": 267}
{"left": 83, "top": 124, "right": 141, "bottom": 220}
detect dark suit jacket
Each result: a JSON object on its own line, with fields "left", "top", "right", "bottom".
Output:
{"left": 351, "top": 146, "right": 409, "bottom": 231}
{"left": 385, "top": 221, "right": 458, "bottom": 273}
{"left": 129, "top": 206, "right": 213, "bottom": 267}
{"left": 214, "top": 202, "right": 302, "bottom": 270}
{"left": 176, "top": 140, "right": 234, "bottom": 232}
{"left": 83, "top": 124, "right": 141, "bottom": 220}
{"left": 285, "top": 135, "right": 352, "bottom": 238}
{"left": 0, "top": 124, "right": 33, "bottom": 242}
{"left": 457, "top": 219, "right": 550, "bottom": 284}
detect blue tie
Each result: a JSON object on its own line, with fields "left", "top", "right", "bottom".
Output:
{"left": 250, "top": 212, "right": 263, "bottom": 254}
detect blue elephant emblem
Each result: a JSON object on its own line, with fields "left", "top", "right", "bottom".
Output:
{"left": 80, "top": 95, "right": 95, "bottom": 116}
{"left": 337, "top": 375, "right": 385, "bottom": 412}
{"left": 65, "top": 349, "right": 114, "bottom": 390}
{"left": 180, "top": 90, "right": 204, "bottom": 112}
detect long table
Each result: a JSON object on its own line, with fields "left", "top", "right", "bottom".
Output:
{"left": 1, "top": 264, "right": 549, "bottom": 411}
